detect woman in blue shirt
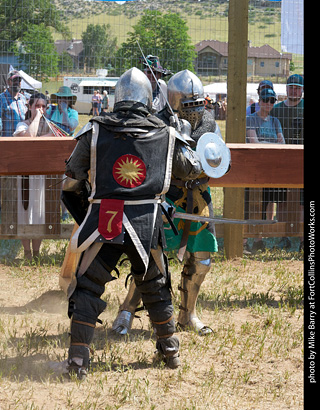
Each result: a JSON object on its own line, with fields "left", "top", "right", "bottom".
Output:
{"left": 245, "top": 88, "right": 285, "bottom": 253}
{"left": 246, "top": 88, "right": 284, "bottom": 144}
{"left": 46, "top": 86, "right": 79, "bottom": 135}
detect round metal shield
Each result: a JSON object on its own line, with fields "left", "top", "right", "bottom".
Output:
{"left": 196, "top": 132, "right": 231, "bottom": 178}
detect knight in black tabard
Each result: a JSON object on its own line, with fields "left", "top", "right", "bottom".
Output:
{"left": 61, "top": 67, "right": 203, "bottom": 379}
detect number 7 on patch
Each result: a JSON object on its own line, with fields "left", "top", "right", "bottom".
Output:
{"left": 98, "top": 199, "right": 124, "bottom": 240}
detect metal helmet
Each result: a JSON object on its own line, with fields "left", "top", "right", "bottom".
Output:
{"left": 167, "top": 69, "right": 205, "bottom": 130}
{"left": 114, "top": 67, "right": 152, "bottom": 109}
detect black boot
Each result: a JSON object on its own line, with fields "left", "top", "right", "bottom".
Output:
{"left": 67, "top": 351, "right": 90, "bottom": 381}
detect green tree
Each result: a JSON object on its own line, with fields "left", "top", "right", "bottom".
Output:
{"left": 116, "top": 10, "right": 196, "bottom": 75}
{"left": 14, "top": 24, "right": 59, "bottom": 79}
{"left": 58, "top": 50, "right": 75, "bottom": 74}
{"left": 82, "top": 24, "right": 117, "bottom": 73}
{"left": 0, "top": 0, "right": 69, "bottom": 51}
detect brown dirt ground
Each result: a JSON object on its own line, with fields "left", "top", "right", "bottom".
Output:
{"left": 0, "top": 257, "right": 303, "bottom": 410}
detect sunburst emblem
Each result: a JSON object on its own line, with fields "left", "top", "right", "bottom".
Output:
{"left": 112, "top": 154, "right": 146, "bottom": 188}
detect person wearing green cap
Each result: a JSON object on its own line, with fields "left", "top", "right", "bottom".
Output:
{"left": 271, "top": 74, "right": 304, "bottom": 251}
{"left": 271, "top": 74, "right": 304, "bottom": 145}
{"left": 46, "top": 86, "right": 79, "bottom": 135}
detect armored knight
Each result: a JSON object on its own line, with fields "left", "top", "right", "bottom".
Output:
{"left": 142, "top": 55, "right": 172, "bottom": 113}
{"left": 113, "top": 69, "right": 221, "bottom": 337}
{"left": 62, "top": 67, "right": 203, "bottom": 379}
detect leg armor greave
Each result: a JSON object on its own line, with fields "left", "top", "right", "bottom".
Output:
{"left": 148, "top": 299, "right": 180, "bottom": 369}
{"left": 67, "top": 288, "right": 106, "bottom": 378}
{"left": 177, "top": 251, "right": 213, "bottom": 336}
{"left": 135, "top": 253, "right": 180, "bottom": 368}
{"left": 67, "top": 258, "right": 112, "bottom": 378}
{"left": 112, "top": 277, "right": 142, "bottom": 335}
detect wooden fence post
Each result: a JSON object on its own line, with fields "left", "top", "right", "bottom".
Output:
{"left": 223, "top": 0, "right": 249, "bottom": 259}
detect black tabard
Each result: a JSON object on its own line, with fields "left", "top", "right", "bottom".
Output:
{"left": 69, "top": 113, "right": 175, "bottom": 272}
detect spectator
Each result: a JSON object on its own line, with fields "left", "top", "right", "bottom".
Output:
{"left": 0, "top": 70, "right": 28, "bottom": 137}
{"left": 13, "top": 93, "right": 54, "bottom": 261}
{"left": 220, "top": 97, "right": 227, "bottom": 120}
{"left": 246, "top": 80, "right": 274, "bottom": 116}
{"left": 245, "top": 88, "right": 285, "bottom": 254}
{"left": 46, "top": 86, "right": 79, "bottom": 135}
{"left": 45, "top": 90, "right": 51, "bottom": 106}
{"left": 142, "top": 55, "right": 172, "bottom": 113}
{"left": 14, "top": 92, "right": 52, "bottom": 138}
{"left": 101, "top": 90, "right": 109, "bottom": 113}
{"left": 271, "top": 74, "right": 304, "bottom": 250}
{"left": 246, "top": 88, "right": 285, "bottom": 144}
{"left": 248, "top": 97, "right": 257, "bottom": 106}
{"left": 270, "top": 74, "right": 304, "bottom": 144}
{"left": 204, "top": 94, "right": 215, "bottom": 115}
{"left": 91, "top": 90, "right": 99, "bottom": 116}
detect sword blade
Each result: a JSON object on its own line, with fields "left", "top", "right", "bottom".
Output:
{"left": 173, "top": 212, "right": 277, "bottom": 225}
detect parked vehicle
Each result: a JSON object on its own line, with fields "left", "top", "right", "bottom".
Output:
{"left": 63, "top": 76, "right": 119, "bottom": 114}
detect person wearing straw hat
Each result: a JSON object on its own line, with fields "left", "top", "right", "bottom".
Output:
{"left": 46, "top": 86, "right": 79, "bottom": 135}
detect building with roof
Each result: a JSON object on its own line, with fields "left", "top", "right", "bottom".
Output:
{"left": 54, "top": 39, "right": 84, "bottom": 70}
{"left": 195, "top": 40, "right": 292, "bottom": 78}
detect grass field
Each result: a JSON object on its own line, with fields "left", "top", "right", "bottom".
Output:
{"left": 57, "top": 1, "right": 282, "bottom": 50}
{"left": 0, "top": 243, "right": 303, "bottom": 409}
{"left": 63, "top": 11, "right": 281, "bottom": 51}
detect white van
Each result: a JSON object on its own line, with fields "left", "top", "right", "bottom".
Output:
{"left": 64, "top": 76, "right": 119, "bottom": 114}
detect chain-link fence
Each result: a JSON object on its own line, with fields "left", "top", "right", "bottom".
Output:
{"left": 0, "top": 0, "right": 304, "bottom": 257}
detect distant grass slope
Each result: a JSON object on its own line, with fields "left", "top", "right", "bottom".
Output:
{"left": 54, "top": 0, "right": 282, "bottom": 50}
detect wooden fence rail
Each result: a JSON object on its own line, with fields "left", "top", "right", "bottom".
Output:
{"left": 0, "top": 138, "right": 303, "bottom": 185}
{"left": 0, "top": 137, "right": 304, "bottom": 257}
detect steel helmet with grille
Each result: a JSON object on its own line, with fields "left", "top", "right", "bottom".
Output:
{"left": 167, "top": 69, "right": 205, "bottom": 130}
{"left": 114, "top": 67, "right": 152, "bottom": 109}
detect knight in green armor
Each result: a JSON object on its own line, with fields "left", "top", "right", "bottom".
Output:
{"left": 113, "top": 70, "right": 220, "bottom": 337}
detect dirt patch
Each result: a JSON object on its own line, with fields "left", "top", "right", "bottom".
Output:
{"left": 0, "top": 257, "right": 303, "bottom": 409}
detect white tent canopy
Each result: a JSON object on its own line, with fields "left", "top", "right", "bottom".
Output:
{"left": 19, "top": 70, "right": 42, "bottom": 90}
{"left": 204, "top": 82, "right": 227, "bottom": 97}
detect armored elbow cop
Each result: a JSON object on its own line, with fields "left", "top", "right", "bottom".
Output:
{"left": 172, "top": 141, "right": 202, "bottom": 180}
